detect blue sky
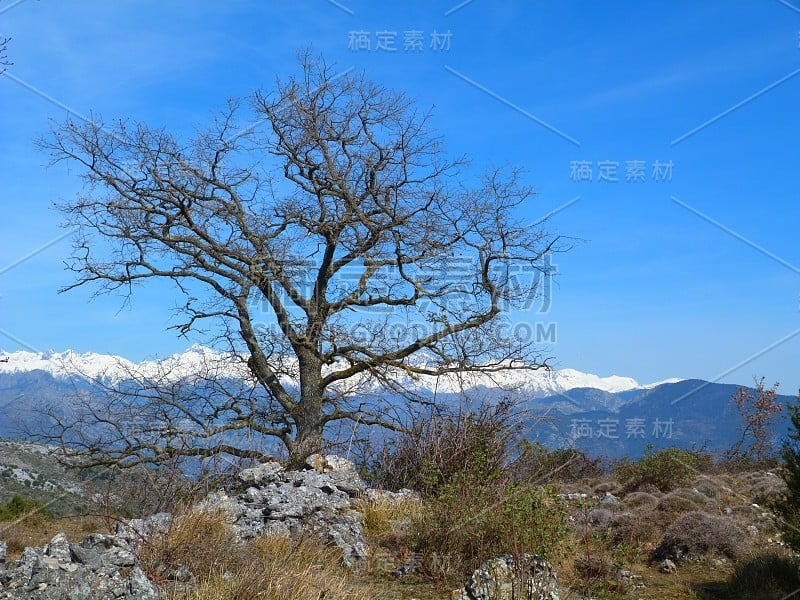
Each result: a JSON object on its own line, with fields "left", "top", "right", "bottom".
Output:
{"left": 0, "top": 1, "right": 798, "bottom": 390}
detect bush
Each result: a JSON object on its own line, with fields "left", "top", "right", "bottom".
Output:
{"left": 655, "top": 492, "right": 704, "bottom": 514}
{"left": 726, "top": 551, "right": 800, "bottom": 599}
{"left": 622, "top": 491, "right": 659, "bottom": 511}
{"left": 515, "top": 442, "right": 606, "bottom": 484}
{"left": 608, "top": 512, "right": 663, "bottom": 548}
{"left": 773, "top": 394, "right": 800, "bottom": 551}
{"left": 739, "top": 471, "right": 787, "bottom": 506}
{"left": 573, "top": 555, "right": 631, "bottom": 596}
{"left": 692, "top": 474, "right": 723, "bottom": 498}
{"left": 587, "top": 507, "right": 614, "bottom": 527}
{"left": 366, "top": 399, "right": 521, "bottom": 496}
{"left": 613, "top": 446, "right": 710, "bottom": 493}
{"left": 411, "top": 475, "right": 570, "bottom": 581}
{"left": 88, "top": 463, "right": 236, "bottom": 520}
{"left": 0, "top": 496, "right": 51, "bottom": 524}
{"left": 651, "top": 511, "right": 746, "bottom": 562}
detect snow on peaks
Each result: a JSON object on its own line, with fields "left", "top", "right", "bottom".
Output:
{"left": 0, "top": 347, "right": 677, "bottom": 395}
{"left": 401, "top": 366, "right": 645, "bottom": 397}
{"left": 0, "top": 349, "right": 134, "bottom": 379}
{"left": 0, "top": 346, "right": 244, "bottom": 382}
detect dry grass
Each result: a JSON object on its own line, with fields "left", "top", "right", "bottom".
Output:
{"left": 173, "top": 535, "right": 389, "bottom": 600}
{"left": 358, "top": 493, "right": 422, "bottom": 547}
{"left": 139, "top": 508, "right": 396, "bottom": 600}
{"left": 0, "top": 514, "right": 108, "bottom": 559}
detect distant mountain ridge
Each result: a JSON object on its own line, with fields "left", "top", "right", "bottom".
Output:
{"left": 0, "top": 347, "right": 790, "bottom": 458}
{"left": 0, "top": 346, "right": 679, "bottom": 398}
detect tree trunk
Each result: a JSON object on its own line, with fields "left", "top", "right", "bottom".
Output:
{"left": 286, "top": 350, "right": 325, "bottom": 469}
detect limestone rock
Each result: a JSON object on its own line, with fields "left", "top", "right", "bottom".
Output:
{"left": 0, "top": 533, "right": 158, "bottom": 599}
{"left": 197, "top": 455, "right": 371, "bottom": 566}
{"left": 115, "top": 512, "right": 172, "bottom": 547}
{"left": 237, "top": 460, "right": 284, "bottom": 486}
{"left": 659, "top": 558, "right": 677, "bottom": 574}
{"left": 452, "top": 554, "right": 559, "bottom": 600}
{"left": 305, "top": 453, "right": 366, "bottom": 496}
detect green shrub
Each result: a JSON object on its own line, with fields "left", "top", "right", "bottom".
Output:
{"left": 411, "top": 475, "right": 570, "bottom": 581}
{"left": 613, "top": 446, "right": 709, "bottom": 492}
{"left": 773, "top": 394, "right": 800, "bottom": 551}
{"left": 515, "top": 442, "right": 606, "bottom": 483}
{"left": 0, "top": 496, "right": 52, "bottom": 523}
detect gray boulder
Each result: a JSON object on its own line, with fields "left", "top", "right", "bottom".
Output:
{"left": 454, "top": 554, "right": 560, "bottom": 600}
{"left": 197, "top": 454, "right": 370, "bottom": 566}
{"left": 237, "top": 460, "right": 284, "bottom": 486}
{"left": 305, "top": 453, "right": 366, "bottom": 496}
{"left": 0, "top": 532, "right": 158, "bottom": 599}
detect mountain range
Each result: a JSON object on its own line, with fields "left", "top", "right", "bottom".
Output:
{"left": 0, "top": 347, "right": 793, "bottom": 458}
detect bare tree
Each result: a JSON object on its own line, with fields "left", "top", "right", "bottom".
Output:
{"left": 726, "top": 377, "right": 782, "bottom": 464}
{"left": 40, "top": 54, "right": 562, "bottom": 468}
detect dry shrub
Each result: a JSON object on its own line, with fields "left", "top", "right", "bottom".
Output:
{"left": 572, "top": 555, "right": 630, "bottom": 595}
{"left": 622, "top": 491, "right": 658, "bottom": 511}
{"left": 670, "top": 487, "right": 715, "bottom": 508}
{"left": 656, "top": 493, "right": 701, "bottom": 514}
{"left": 592, "top": 481, "right": 621, "bottom": 494}
{"left": 516, "top": 443, "right": 606, "bottom": 484}
{"left": 368, "top": 399, "right": 521, "bottom": 496}
{"left": 608, "top": 512, "right": 663, "bottom": 548}
{"left": 652, "top": 511, "right": 746, "bottom": 562}
{"left": 574, "top": 555, "right": 618, "bottom": 579}
{"left": 570, "top": 506, "right": 613, "bottom": 538}
{"left": 738, "top": 472, "right": 787, "bottom": 505}
{"left": 89, "top": 462, "right": 236, "bottom": 520}
{"left": 726, "top": 551, "right": 800, "bottom": 600}
{"left": 587, "top": 507, "right": 614, "bottom": 527}
{"left": 692, "top": 474, "right": 723, "bottom": 498}
{"left": 627, "top": 481, "right": 662, "bottom": 495}
{"left": 141, "top": 509, "right": 383, "bottom": 600}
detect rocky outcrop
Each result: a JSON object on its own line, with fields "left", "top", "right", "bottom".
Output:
{"left": 0, "top": 532, "right": 158, "bottom": 599}
{"left": 197, "top": 453, "right": 370, "bottom": 567}
{"left": 453, "top": 554, "right": 560, "bottom": 600}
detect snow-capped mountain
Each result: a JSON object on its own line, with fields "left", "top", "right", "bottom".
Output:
{"left": 0, "top": 346, "right": 247, "bottom": 382}
{"left": 1, "top": 347, "right": 793, "bottom": 459}
{"left": 0, "top": 346, "right": 675, "bottom": 398}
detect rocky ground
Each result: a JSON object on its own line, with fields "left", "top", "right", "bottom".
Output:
{"left": 0, "top": 442, "right": 796, "bottom": 599}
